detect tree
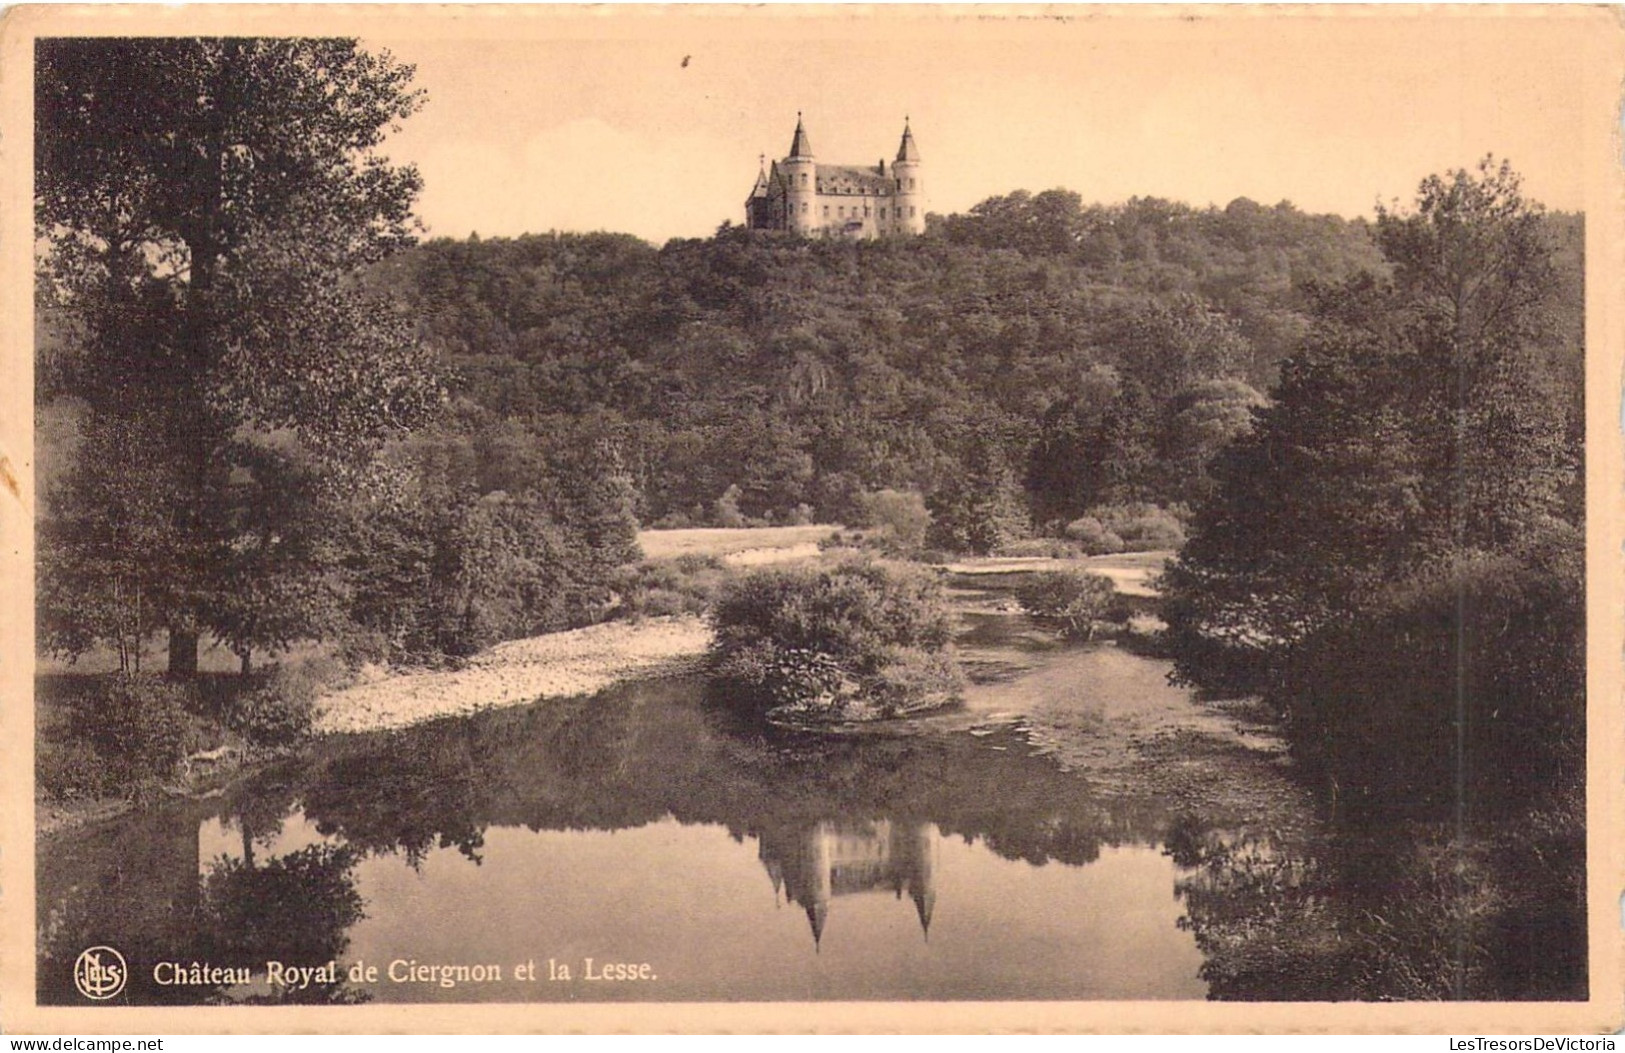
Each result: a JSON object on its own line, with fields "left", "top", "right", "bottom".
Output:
{"left": 1110, "top": 294, "right": 1252, "bottom": 404}
{"left": 1164, "top": 158, "right": 1581, "bottom": 698}
{"left": 1160, "top": 378, "right": 1269, "bottom": 505}
{"left": 927, "top": 423, "right": 1029, "bottom": 555}
{"left": 36, "top": 38, "right": 443, "bottom": 673}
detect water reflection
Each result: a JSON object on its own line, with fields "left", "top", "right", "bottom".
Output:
{"left": 758, "top": 820, "right": 938, "bottom": 948}
{"left": 41, "top": 673, "right": 1211, "bottom": 1004}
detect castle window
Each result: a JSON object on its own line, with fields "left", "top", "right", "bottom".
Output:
{"left": 864, "top": 205, "right": 870, "bottom": 217}
{"left": 908, "top": 178, "right": 915, "bottom": 190}
{"left": 801, "top": 202, "right": 808, "bottom": 214}
{"left": 838, "top": 206, "right": 845, "bottom": 217}
{"left": 910, "top": 206, "right": 917, "bottom": 217}
{"left": 823, "top": 205, "right": 829, "bottom": 217}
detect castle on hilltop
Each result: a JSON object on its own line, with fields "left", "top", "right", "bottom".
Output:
{"left": 745, "top": 114, "right": 925, "bottom": 239}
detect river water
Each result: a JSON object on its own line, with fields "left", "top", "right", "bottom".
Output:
{"left": 51, "top": 573, "right": 1550, "bottom": 1005}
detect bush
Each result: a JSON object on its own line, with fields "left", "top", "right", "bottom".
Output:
{"left": 995, "top": 537, "right": 1082, "bottom": 559}
{"left": 1015, "top": 569, "right": 1119, "bottom": 640}
{"left": 712, "top": 485, "right": 746, "bottom": 528}
{"left": 850, "top": 489, "right": 932, "bottom": 555}
{"left": 1063, "top": 516, "right": 1125, "bottom": 555}
{"left": 223, "top": 661, "right": 332, "bottom": 747}
{"left": 610, "top": 555, "right": 729, "bottom": 620}
{"left": 68, "top": 674, "right": 196, "bottom": 783}
{"left": 37, "top": 737, "right": 116, "bottom": 799}
{"left": 649, "top": 511, "right": 694, "bottom": 530}
{"left": 1085, "top": 503, "right": 1186, "bottom": 551}
{"left": 709, "top": 559, "right": 960, "bottom": 720}
{"left": 335, "top": 626, "right": 394, "bottom": 669}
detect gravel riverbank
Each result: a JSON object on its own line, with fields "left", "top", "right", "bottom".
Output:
{"left": 313, "top": 614, "right": 713, "bottom": 735}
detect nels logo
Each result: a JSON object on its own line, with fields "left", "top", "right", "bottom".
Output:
{"left": 73, "top": 946, "right": 128, "bottom": 1001}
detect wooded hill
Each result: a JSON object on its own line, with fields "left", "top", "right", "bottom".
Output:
{"left": 361, "top": 190, "right": 1580, "bottom": 536}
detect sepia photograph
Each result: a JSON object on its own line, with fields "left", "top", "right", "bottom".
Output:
{"left": 4, "top": 4, "right": 1622, "bottom": 1033}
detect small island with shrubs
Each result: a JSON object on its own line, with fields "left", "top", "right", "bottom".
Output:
{"left": 708, "top": 558, "right": 962, "bottom": 725}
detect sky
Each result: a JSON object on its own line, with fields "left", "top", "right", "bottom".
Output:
{"left": 367, "top": 9, "right": 1601, "bottom": 245}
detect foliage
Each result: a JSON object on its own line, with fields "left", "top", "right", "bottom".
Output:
{"left": 36, "top": 38, "right": 444, "bottom": 674}
{"left": 1282, "top": 553, "right": 1583, "bottom": 816}
{"left": 1087, "top": 502, "right": 1188, "bottom": 552}
{"left": 338, "top": 418, "right": 643, "bottom": 662}
{"left": 36, "top": 736, "right": 116, "bottom": 800}
{"left": 222, "top": 660, "right": 344, "bottom": 747}
{"left": 709, "top": 560, "right": 960, "bottom": 720}
{"left": 609, "top": 554, "right": 729, "bottom": 620}
{"left": 290, "top": 177, "right": 1575, "bottom": 610}
{"left": 994, "top": 537, "right": 1084, "bottom": 559}
{"left": 1014, "top": 570, "right": 1119, "bottom": 640}
{"left": 849, "top": 489, "right": 933, "bottom": 555}
{"left": 198, "top": 843, "right": 365, "bottom": 970}
{"left": 65, "top": 674, "right": 199, "bottom": 786}
{"left": 352, "top": 190, "right": 1476, "bottom": 536}
{"left": 925, "top": 425, "right": 1030, "bottom": 555}
{"left": 1160, "top": 379, "right": 1268, "bottom": 504}
{"left": 1063, "top": 516, "right": 1124, "bottom": 555}
{"left": 1161, "top": 158, "right": 1583, "bottom": 816}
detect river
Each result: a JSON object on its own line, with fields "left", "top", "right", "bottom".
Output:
{"left": 39, "top": 568, "right": 1509, "bottom": 1005}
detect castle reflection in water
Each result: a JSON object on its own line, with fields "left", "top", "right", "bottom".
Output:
{"left": 756, "top": 820, "right": 938, "bottom": 948}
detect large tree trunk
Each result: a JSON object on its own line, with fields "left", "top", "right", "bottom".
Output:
{"left": 168, "top": 629, "right": 200, "bottom": 677}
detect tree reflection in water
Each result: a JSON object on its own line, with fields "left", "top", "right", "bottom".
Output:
{"left": 42, "top": 669, "right": 1577, "bottom": 1003}
{"left": 38, "top": 786, "right": 371, "bottom": 1006}
{"left": 1166, "top": 811, "right": 1587, "bottom": 1001}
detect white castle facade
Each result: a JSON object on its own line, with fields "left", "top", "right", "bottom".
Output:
{"left": 745, "top": 114, "right": 925, "bottom": 239}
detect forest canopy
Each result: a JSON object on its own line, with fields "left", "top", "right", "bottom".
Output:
{"left": 359, "top": 189, "right": 1569, "bottom": 540}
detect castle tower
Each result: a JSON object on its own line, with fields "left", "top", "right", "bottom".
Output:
{"left": 744, "top": 155, "right": 774, "bottom": 230}
{"left": 782, "top": 112, "right": 817, "bottom": 235}
{"left": 891, "top": 117, "right": 925, "bottom": 235}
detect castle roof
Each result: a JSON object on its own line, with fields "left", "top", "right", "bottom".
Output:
{"left": 816, "top": 164, "right": 896, "bottom": 195}
{"left": 747, "top": 158, "right": 771, "bottom": 199}
{"left": 788, "top": 113, "right": 812, "bottom": 159}
{"left": 895, "top": 119, "right": 921, "bottom": 163}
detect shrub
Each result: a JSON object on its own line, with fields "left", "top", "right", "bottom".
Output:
{"left": 68, "top": 674, "right": 195, "bottom": 782}
{"left": 712, "top": 485, "right": 746, "bottom": 528}
{"left": 650, "top": 511, "right": 694, "bottom": 530}
{"left": 336, "top": 626, "right": 394, "bottom": 669}
{"left": 1086, "top": 503, "right": 1186, "bottom": 551}
{"left": 224, "top": 662, "right": 330, "bottom": 747}
{"left": 1063, "top": 516, "right": 1125, "bottom": 555}
{"left": 610, "top": 555, "right": 729, "bottom": 620}
{"left": 673, "top": 553, "right": 725, "bottom": 575}
{"left": 709, "top": 559, "right": 960, "bottom": 720}
{"left": 1015, "top": 569, "right": 1119, "bottom": 640}
{"left": 850, "top": 489, "right": 932, "bottom": 555}
{"left": 37, "top": 737, "right": 115, "bottom": 799}
{"left": 995, "top": 537, "right": 1082, "bottom": 559}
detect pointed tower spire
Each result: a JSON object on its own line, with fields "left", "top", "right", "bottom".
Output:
{"left": 911, "top": 880, "right": 935, "bottom": 941}
{"left": 749, "top": 154, "right": 771, "bottom": 198}
{"left": 807, "top": 901, "right": 828, "bottom": 952}
{"left": 895, "top": 116, "right": 920, "bottom": 163}
{"left": 788, "top": 111, "right": 813, "bottom": 158}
